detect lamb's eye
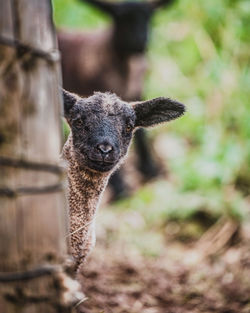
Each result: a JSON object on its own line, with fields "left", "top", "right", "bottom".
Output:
{"left": 126, "top": 124, "right": 132, "bottom": 133}
{"left": 75, "top": 119, "right": 83, "bottom": 128}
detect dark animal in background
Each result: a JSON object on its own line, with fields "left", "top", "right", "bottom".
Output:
{"left": 62, "top": 88, "right": 185, "bottom": 269}
{"left": 58, "top": 0, "right": 174, "bottom": 199}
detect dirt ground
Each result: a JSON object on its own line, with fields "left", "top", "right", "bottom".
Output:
{"left": 77, "top": 221, "right": 250, "bottom": 313}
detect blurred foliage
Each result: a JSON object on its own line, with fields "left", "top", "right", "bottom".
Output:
{"left": 53, "top": 0, "right": 250, "bottom": 230}
{"left": 52, "top": 0, "right": 110, "bottom": 28}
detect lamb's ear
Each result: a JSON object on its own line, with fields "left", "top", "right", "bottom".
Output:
{"left": 133, "top": 97, "right": 185, "bottom": 128}
{"left": 62, "top": 89, "right": 78, "bottom": 117}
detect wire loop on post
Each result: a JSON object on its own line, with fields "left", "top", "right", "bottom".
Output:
{"left": 0, "top": 183, "right": 63, "bottom": 198}
{"left": 0, "top": 265, "right": 60, "bottom": 283}
{"left": 0, "top": 156, "right": 64, "bottom": 175}
{"left": 0, "top": 36, "right": 60, "bottom": 63}
{"left": 0, "top": 157, "right": 65, "bottom": 198}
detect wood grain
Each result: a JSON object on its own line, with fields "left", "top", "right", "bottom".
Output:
{"left": 0, "top": 1, "right": 82, "bottom": 312}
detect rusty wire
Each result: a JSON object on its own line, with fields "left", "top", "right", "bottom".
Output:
{"left": 0, "top": 156, "right": 63, "bottom": 175}
{"left": 0, "top": 265, "right": 60, "bottom": 282}
{"left": 0, "top": 35, "right": 60, "bottom": 63}
{"left": 0, "top": 157, "right": 64, "bottom": 197}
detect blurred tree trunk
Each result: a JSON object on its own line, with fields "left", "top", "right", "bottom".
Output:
{"left": 0, "top": 0, "right": 83, "bottom": 312}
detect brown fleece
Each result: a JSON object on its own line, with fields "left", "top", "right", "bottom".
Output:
{"left": 62, "top": 135, "right": 110, "bottom": 268}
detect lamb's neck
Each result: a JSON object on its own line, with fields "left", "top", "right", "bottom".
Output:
{"left": 67, "top": 162, "right": 110, "bottom": 264}
{"left": 67, "top": 163, "right": 109, "bottom": 220}
{"left": 62, "top": 136, "right": 111, "bottom": 264}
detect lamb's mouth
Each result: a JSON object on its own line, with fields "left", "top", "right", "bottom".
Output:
{"left": 87, "top": 158, "right": 117, "bottom": 172}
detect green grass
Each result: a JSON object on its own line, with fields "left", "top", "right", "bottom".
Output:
{"left": 52, "top": 0, "right": 109, "bottom": 29}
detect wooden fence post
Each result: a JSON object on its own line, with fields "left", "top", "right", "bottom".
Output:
{"left": 0, "top": 0, "right": 84, "bottom": 312}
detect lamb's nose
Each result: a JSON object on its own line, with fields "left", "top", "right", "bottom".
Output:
{"left": 97, "top": 143, "right": 113, "bottom": 154}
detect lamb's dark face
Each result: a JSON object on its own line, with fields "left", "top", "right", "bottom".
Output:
{"left": 64, "top": 92, "right": 136, "bottom": 172}
{"left": 63, "top": 89, "right": 185, "bottom": 173}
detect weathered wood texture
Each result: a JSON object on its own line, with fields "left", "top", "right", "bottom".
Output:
{"left": 0, "top": 1, "right": 83, "bottom": 312}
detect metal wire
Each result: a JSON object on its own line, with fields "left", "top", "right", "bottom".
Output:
{"left": 0, "top": 183, "right": 63, "bottom": 198}
{"left": 0, "top": 157, "right": 64, "bottom": 197}
{"left": 0, "top": 156, "right": 63, "bottom": 175}
{"left": 0, "top": 265, "right": 60, "bottom": 283}
{"left": 0, "top": 35, "right": 60, "bottom": 63}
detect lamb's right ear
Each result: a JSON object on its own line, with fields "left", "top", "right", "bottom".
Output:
{"left": 62, "top": 89, "right": 78, "bottom": 117}
{"left": 132, "top": 97, "right": 185, "bottom": 128}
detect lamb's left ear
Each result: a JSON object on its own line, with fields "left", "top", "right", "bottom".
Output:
{"left": 62, "top": 89, "right": 78, "bottom": 117}
{"left": 132, "top": 97, "right": 185, "bottom": 128}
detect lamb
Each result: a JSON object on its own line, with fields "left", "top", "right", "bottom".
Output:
{"left": 62, "top": 89, "right": 185, "bottom": 270}
{"left": 58, "top": 0, "right": 174, "bottom": 199}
